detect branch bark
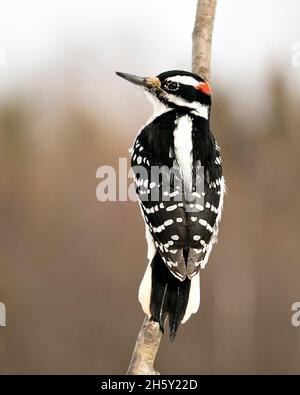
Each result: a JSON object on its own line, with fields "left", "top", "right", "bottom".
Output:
{"left": 192, "top": 0, "right": 217, "bottom": 81}
{"left": 127, "top": 316, "right": 161, "bottom": 375}
{"left": 126, "top": 0, "right": 217, "bottom": 375}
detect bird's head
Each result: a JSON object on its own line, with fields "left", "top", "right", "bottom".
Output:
{"left": 116, "top": 70, "right": 211, "bottom": 117}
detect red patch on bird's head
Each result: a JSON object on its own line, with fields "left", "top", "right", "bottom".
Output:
{"left": 195, "top": 81, "right": 211, "bottom": 95}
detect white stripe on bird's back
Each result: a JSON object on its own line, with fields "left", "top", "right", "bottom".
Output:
{"left": 173, "top": 115, "right": 193, "bottom": 193}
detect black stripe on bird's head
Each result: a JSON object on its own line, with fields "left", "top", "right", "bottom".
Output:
{"left": 116, "top": 70, "right": 212, "bottom": 112}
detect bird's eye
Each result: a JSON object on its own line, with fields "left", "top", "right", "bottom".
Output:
{"left": 166, "top": 81, "right": 179, "bottom": 92}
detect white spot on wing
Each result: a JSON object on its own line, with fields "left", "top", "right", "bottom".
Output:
{"left": 193, "top": 248, "right": 202, "bottom": 254}
{"left": 166, "top": 204, "right": 177, "bottom": 212}
{"left": 169, "top": 190, "right": 179, "bottom": 198}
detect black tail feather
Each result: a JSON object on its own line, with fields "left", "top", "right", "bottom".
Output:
{"left": 150, "top": 251, "right": 191, "bottom": 339}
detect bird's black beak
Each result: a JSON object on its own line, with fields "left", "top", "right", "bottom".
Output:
{"left": 116, "top": 72, "right": 161, "bottom": 90}
{"left": 116, "top": 72, "right": 145, "bottom": 87}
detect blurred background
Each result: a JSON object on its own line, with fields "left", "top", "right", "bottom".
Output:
{"left": 0, "top": 0, "right": 300, "bottom": 374}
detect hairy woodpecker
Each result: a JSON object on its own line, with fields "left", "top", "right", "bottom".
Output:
{"left": 116, "top": 70, "right": 225, "bottom": 339}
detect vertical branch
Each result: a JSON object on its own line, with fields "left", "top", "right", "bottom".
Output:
{"left": 127, "top": 316, "right": 161, "bottom": 375}
{"left": 192, "top": 0, "right": 217, "bottom": 81}
{"left": 126, "top": 0, "right": 217, "bottom": 375}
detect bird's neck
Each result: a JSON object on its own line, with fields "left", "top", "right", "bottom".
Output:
{"left": 145, "top": 93, "right": 171, "bottom": 119}
{"left": 145, "top": 92, "right": 210, "bottom": 121}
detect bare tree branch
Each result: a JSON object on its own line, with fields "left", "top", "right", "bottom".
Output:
{"left": 126, "top": 0, "right": 217, "bottom": 375}
{"left": 192, "top": 0, "right": 217, "bottom": 81}
{"left": 127, "top": 316, "right": 161, "bottom": 375}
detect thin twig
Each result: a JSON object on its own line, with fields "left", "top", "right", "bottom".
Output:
{"left": 126, "top": 0, "right": 217, "bottom": 375}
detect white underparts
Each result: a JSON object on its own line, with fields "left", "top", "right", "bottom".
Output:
{"left": 138, "top": 260, "right": 152, "bottom": 317}
{"left": 138, "top": 223, "right": 156, "bottom": 317}
{"left": 181, "top": 272, "right": 200, "bottom": 324}
{"left": 173, "top": 115, "right": 193, "bottom": 192}
{"left": 144, "top": 92, "right": 170, "bottom": 122}
{"left": 145, "top": 222, "right": 156, "bottom": 261}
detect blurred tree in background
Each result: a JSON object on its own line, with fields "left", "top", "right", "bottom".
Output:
{"left": 0, "top": 66, "right": 300, "bottom": 373}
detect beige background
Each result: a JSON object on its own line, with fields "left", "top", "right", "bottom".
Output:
{"left": 0, "top": 0, "right": 300, "bottom": 374}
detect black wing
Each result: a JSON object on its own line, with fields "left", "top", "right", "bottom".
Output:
{"left": 131, "top": 111, "right": 223, "bottom": 281}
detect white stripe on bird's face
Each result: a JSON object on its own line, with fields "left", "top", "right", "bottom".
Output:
{"left": 166, "top": 75, "right": 200, "bottom": 87}
{"left": 146, "top": 90, "right": 209, "bottom": 120}
{"left": 163, "top": 93, "right": 209, "bottom": 118}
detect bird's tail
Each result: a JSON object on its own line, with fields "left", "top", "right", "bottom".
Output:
{"left": 139, "top": 251, "right": 200, "bottom": 340}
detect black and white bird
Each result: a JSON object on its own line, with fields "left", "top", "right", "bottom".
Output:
{"left": 116, "top": 70, "right": 225, "bottom": 339}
